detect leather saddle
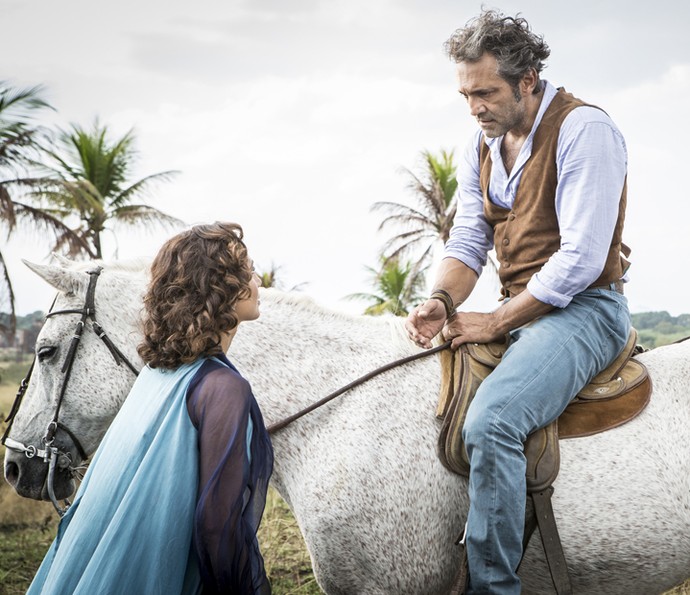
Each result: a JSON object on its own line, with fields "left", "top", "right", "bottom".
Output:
{"left": 438, "top": 329, "right": 652, "bottom": 595}
{"left": 436, "top": 328, "right": 651, "bottom": 490}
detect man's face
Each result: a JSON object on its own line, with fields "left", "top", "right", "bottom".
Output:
{"left": 456, "top": 53, "right": 527, "bottom": 138}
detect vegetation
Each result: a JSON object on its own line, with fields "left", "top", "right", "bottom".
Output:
{"left": 1, "top": 82, "right": 181, "bottom": 344}
{"left": 257, "top": 262, "right": 309, "bottom": 292}
{"left": 346, "top": 257, "right": 428, "bottom": 316}
{"left": 349, "top": 149, "right": 463, "bottom": 317}
{"left": 632, "top": 311, "right": 690, "bottom": 349}
{"left": 372, "top": 149, "right": 458, "bottom": 268}
{"left": 11, "top": 121, "right": 183, "bottom": 259}
{"left": 0, "top": 82, "right": 87, "bottom": 339}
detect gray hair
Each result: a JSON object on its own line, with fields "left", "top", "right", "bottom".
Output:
{"left": 444, "top": 10, "right": 550, "bottom": 94}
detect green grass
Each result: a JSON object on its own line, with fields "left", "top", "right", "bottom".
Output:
{"left": 257, "top": 489, "right": 322, "bottom": 594}
{"left": 0, "top": 521, "right": 55, "bottom": 595}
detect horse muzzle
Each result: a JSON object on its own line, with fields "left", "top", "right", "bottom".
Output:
{"left": 4, "top": 437, "right": 78, "bottom": 501}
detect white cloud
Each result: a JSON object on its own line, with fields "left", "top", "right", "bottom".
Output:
{"left": 2, "top": 0, "right": 689, "bottom": 318}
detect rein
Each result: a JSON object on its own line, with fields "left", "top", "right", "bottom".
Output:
{"left": 267, "top": 340, "right": 452, "bottom": 434}
{"left": 2, "top": 267, "right": 140, "bottom": 516}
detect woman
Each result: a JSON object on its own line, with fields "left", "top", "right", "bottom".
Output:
{"left": 29, "top": 222, "right": 274, "bottom": 594}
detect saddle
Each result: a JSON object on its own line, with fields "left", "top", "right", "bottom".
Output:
{"left": 437, "top": 328, "right": 652, "bottom": 595}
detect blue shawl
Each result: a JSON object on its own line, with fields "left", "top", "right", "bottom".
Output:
{"left": 29, "top": 359, "right": 209, "bottom": 594}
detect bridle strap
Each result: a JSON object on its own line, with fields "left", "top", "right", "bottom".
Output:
{"left": 2, "top": 266, "right": 139, "bottom": 467}
{"left": 45, "top": 268, "right": 102, "bottom": 446}
{"left": 1, "top": 359, "right": 35, "bottom": 443}
{"left": 267, "top": 340, "right": 452, "bottom": 434}
{"left": 92, "top": 321, "right": 140, "bottom": 376}
{"left": 1, "top": 294, "right": 60, "bottom": 442}
{"left": 1, "top": 265, "right": 142, "bottom": 517}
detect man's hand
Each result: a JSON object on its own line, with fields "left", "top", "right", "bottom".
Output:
{"left": 442, "top": 311, "right": 505, "bottom": 349}
{"left": 405, "top": 299, "right": 447, "bottom": 349}
{"left": 442, "top": 290, "right": 555, "bottom": 349}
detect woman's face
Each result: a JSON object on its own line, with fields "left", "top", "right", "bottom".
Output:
{"left": 234, "top": 265, "right": 261, "bottom": 323}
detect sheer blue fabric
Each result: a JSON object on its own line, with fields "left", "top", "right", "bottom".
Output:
{"left": 187, "top": 355, "right": 273, "bottom": 594}
{"left": 28, "top": 354, "right": 273, "bottom": 595}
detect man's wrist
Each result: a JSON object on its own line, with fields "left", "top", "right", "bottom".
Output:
{"left": 429, "top": 289, "right": 455, "bottom": 319}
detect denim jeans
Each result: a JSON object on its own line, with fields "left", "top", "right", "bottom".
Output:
{"left": 462, "top": 287, "right": 631, "bottom": 594}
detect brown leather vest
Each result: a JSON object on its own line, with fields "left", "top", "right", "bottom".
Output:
{"left": 480, "top": 89, "right": 629, "bottom": 298}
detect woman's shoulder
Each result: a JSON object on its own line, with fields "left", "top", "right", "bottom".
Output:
{"left": 186, "top": 357, "right": 256, "bottom": 427}
{"left": 190, "top": 357, "right": 252, "bottom": 401}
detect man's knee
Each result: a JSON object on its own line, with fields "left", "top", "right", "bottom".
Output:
{"left": 462, "top": 402, "right": 522, "bottom": 453}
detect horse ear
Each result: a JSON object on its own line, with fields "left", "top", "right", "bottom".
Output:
{"left": 50, "top": 253, "right": 74, "bottom": 267}
{"left": 22, "top": 260, "right": 89, "bottom": 295}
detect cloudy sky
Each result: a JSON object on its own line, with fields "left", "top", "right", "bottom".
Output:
{"left": 2, "top": 0, "right": 689, "bottom": 316}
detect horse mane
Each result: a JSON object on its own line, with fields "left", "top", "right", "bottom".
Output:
{"left": 57, "top": 257, "right": 151, "bottom": 274}
{"left": 260, "top": 288, "right": 421, "bottom": 354}
{"left": 52, "top": 262, "right": 422, "bottom": 353}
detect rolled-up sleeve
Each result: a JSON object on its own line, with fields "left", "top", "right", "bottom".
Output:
{"left": 527, "top": 107, "right": 628, "bottom": 307}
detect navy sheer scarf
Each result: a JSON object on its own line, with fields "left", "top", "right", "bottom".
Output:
{"left": 186, "top": 355, "right": 274, "bottom": 594}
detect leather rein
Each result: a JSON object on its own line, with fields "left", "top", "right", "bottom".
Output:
{"left": 2, "top": 268, "right": 450, "bottom": 513}
{"left": 1, "top": 267, "right": 140, "bottom": 515}
{"left": 267, "top": 339, "right": 452, "bottom": 434}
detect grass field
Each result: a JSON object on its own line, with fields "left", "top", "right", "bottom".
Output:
{"left": 1, "top": 363, "right": 688, "bottom": 594}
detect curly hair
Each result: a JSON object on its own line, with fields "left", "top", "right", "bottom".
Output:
{"left": 137, "top": 222, "right": 253, "bottom": 369}
{"left": 444, "top": 10, "right": 550, "bottom": 94}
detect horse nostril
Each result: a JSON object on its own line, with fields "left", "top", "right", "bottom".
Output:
{"left": 4, "top": 461, "right": 19, "bottom": 487}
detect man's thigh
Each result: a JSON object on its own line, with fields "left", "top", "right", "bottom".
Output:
{"left": 467, "top": 288, "right": 630, "bottom": 435}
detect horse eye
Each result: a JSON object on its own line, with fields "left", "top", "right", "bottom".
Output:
{"left": 37, "top": 346, "right": 57, "bottom": 362}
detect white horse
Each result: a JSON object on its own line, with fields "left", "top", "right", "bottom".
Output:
{"left": 3, "top": 258, "right": 690, "bottom": 595}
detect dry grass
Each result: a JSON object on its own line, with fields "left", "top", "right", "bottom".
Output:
{"left": 669, "top": 581, "right": 690, "bottom": 595}
{"left": 258, "top": 488, "right": 322, "bottom": 594}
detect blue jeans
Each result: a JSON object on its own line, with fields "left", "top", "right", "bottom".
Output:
{"left": 462, "top": 287, "right": 630, "bottom": 594}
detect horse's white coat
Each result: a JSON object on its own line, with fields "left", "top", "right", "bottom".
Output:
{"left": 4, "top": 260, "right": 690, "bottom": 594}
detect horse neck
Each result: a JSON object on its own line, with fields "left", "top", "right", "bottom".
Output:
{"left": 94, "top": 269, "right": 148, "bottom": 368}
{"left": 227, "top": 290, "right": 415, "bottom": 426}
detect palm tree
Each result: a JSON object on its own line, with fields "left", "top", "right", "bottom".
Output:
{"left": 16, "top": 120, "right": 183, "bottom": 259}
{"left": 258, "top": 263, "right": 283, "bottom": 289}
{"left": 346, "top": 257, "right": 428, "bottom": 316}
{"left": 0, "top": 82, "right": 88, "bottom": 338}
{"left": 371, "top": 149, "right": 458, "bottom": 268}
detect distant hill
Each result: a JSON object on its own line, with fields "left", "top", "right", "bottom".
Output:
{"left": 632, "top": 311, "right": 690, "bottom": 349}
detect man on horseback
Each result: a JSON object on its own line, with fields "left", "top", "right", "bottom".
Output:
{"left": 405, "top": 10, "right": 631, "bottom": 594}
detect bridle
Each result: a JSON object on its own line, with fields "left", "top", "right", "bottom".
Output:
{"left": 1, "top": 267, "right": 450, "bottom": 515}
{"left": 1, "top": 267, "right": 140, "bottom": 516}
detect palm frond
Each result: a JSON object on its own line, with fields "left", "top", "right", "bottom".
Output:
{"left": 0, "top": 82, "right": 53, "bottom": 173}
{"left": 0, "top": 82, "right": 52, "bottom": 114}
{"left": 373, "top": 148, "right": 459, "bottom": 268}
{"left": 345, "top": 257, "right": 429, "bottom": 316}
{"left": 109, "top": 204, "right": 185, "bottom": 230}
{"left": 9, "top": 121, "right": 178, "bottom": 257}
{"left": 109, "top": 170, "right": 180, "bottom": 209}
{"left": 8, "top": 200, "right": 95, "bottom": 257}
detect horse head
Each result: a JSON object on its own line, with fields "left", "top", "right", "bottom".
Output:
{"left": 3, "top": 258, "right": 145, "bottom": 502}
